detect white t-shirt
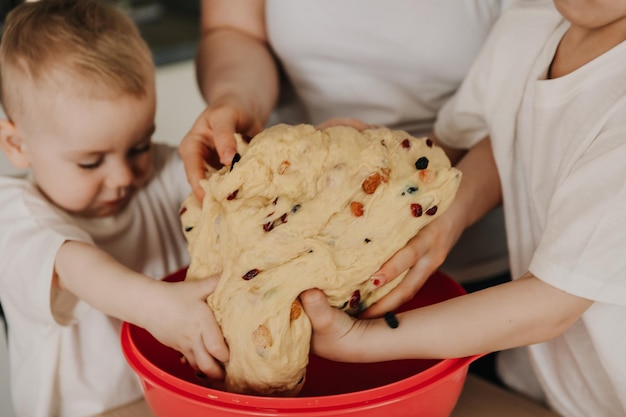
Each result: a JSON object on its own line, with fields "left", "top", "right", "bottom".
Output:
{"left": 0, "top": 144, "right": 191, "bottom": 417}
{"left": 266, "top": 0, "right": 512, "bottom": 281}
{"left": 435, "top": 3, "right": 626, "bottom": 416}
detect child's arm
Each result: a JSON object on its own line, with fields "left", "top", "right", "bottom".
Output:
{"left": 300, "top": 272, "right": 593, "bottom": 362}
{"left": 363, "top": 136, "right": 501, "bottom": 317}
{"left": 54, "top": 240, "right": 229, "bottom": 378}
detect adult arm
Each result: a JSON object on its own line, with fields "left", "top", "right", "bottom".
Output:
{"left": 54, "top": 240, "right": 229, "bottom": 378}
{"left": 180, "top": 0, "right": 279, "bottom": 200}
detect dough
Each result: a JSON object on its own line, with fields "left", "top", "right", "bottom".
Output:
{"left": 181, "top": 124, "right": 461, "bottom": 396}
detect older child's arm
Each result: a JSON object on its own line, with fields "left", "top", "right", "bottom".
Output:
{"left": 54, "top": 240, "right": 228, "bottom": 378}
{"left": 363, "top": 136, "right": 501, "bottom": 317}
{"left": 301, "top": 272, "right": 593, "bottom": 362}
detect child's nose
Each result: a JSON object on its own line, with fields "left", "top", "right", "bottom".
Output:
{"left": 106, "top": 159, "right": 134, "bottom": 188}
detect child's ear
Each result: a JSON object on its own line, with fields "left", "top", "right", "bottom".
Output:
{"left": 0, "top": 119, "right": 30, "bottom": 169}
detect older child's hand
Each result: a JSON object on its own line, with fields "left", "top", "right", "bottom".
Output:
{"left": 179, "top": 96, "right": 264, "bottom": 201}
{"left": 361, "top": 213, "right": 461, "bottom": 319}
{"left": 299, "top": 288, "right": 367, "bottom": 362}
{"left": 144, "top": 277, "right": 229, "bottom": 379}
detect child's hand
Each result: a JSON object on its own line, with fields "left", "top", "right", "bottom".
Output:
{"left": 361, "top": 211, "right": 461, "bottom": 318}
{"left": 143, "top": 277, "right": 229, "bottom": 379}
{"left": 299, "top": 288, "right": 367, "bottom": 363}
{"left": 179, "top": 97, "right": 264, "bottom": 201}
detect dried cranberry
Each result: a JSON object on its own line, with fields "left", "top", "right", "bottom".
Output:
{"left": 415, "top": 157, "right": 429, "bottom": 170}
{"left": 426, "top": 206, "right": 438, "bottom": 216}
{"left": 349, "top": 290, "right": 361, "bottom": 309}
{"left": 263, "top": 222, "right": 273, "bottom": 232}
{"left": 179, "top": 206, "right": 187, "bottom": 216}
{"left": 411, "top": 203, "right": 423, "bottom": 217}
{"left": 242, "top": 269, "right": 260, "bottom": 280}
{"left": 227, "top": 189, "right": 239, "bottom": 200}
{"left": 401, "top": 138, "right": 411, "bottom": 148}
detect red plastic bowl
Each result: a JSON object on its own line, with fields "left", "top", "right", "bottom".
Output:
{"left": 122, "top": 268, "right": 478, "bottom": 417}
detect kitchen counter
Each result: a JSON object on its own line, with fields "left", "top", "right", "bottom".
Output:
{"left": 96, "top": 375, "right": 561, "bottom": 417}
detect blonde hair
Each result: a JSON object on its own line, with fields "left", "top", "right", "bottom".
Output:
{"left": 0, "top": 0, "right": 154, "bottom": 119}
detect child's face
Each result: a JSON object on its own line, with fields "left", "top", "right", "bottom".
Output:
{"left": 17, "top": 85, "right": 157, "bottom": 218}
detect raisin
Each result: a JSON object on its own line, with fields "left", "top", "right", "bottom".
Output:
{"left": 350, "top": 201, "right": 364, "bottom": 217}
{"left": 272, "top": 197, "right": 279, "bottom": 205}
{"left": 243, "top": 269, "right": 260, "bottom": 280}
{"left": 411, "top": 203, "right": 423, "bottom": 217}
{"left": 401, "top": 138, "right": 410, "bottom": 148}
{"left": 415, "top": 157, "right": 429, "bottom": 170}
{"left": 426, "top": 206, "right": 438, "bottom": 216}
{"left": 349, "top": 290, "right": 361, "bottom": 309}
{"left": 229, "top": 153, "right": 241, "bottom": 172}
{"left": 291, "top": 204, "right": 301, "bottom": 213}
{"left": 184, "top": 226, "right": 193, "bottom": 232}
{"left": 263, "top": 213, "right": 288, "bottom": 232}
{"left": 364, "top": 238, "right": 371, "bottom": 243}
{"left": 425, "top": 138, "right": 433, "bottom": 147}
{"left": 362, "top": 172, "right": 382, "bottom": 194}
{"left": 227, "top": 189, "right": 239, "bottom": 200}
{"left": 407, "top": 186, "right": 418, "bottom": 194}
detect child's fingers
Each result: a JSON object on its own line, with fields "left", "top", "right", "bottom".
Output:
{"left": 300, "top": 289, "right": 335, "bottom": 330}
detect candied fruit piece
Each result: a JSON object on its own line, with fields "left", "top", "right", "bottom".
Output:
{"left": 350, "top": 201, "right": 364, "bottom": 217}
{"left": 419, "top": 169, "right": 436, "bottom": 183}
{"left": 290, "top": 300, "right": 302, "bottom": 320}
{"left": 278, "top": 160, "right": 291, "bottom": 175}
{"left": 252, "top": 324, "right": 273, "bottom": 349}
{"left": 362, "top": 172, "right": 383, "bottom": 194}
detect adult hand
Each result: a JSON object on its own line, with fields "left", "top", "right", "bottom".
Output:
{"left": 179, "top": 96, "right": 264, "bottom": 201}
{"left": 146, "top": 277, "right": 229, "bottom": 379}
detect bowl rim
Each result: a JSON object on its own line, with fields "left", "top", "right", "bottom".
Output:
{"left": 122, "top": 321, "right": 478, "bottom": 412}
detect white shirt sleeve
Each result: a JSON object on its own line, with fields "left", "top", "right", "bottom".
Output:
{"left": 0, "top": 178, "right": 93, "bottom": 326}
{"left": 530, "top": 127, "right": 626, "bottom": 306}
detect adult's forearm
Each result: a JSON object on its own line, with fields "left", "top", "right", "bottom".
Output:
{"left": 196, "top": 28, "right": 280, "bottom": 126}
